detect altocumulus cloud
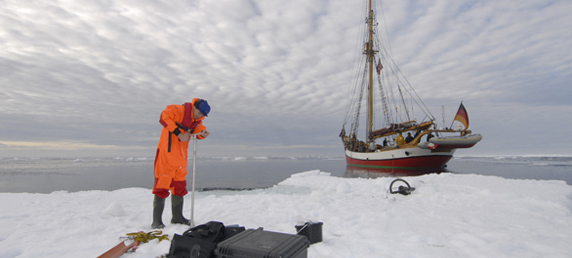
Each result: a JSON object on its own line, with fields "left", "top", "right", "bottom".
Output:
{"left": 1, "top": 0, "right": 571, "bottom": 157}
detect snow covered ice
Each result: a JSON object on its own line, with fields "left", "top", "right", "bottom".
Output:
{"left": 1, "top": 170, "right": 572, "bottom": 258}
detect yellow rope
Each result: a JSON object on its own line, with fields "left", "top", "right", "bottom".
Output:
{"left": 125, "top": 231, "right": 169, "bottom": 243}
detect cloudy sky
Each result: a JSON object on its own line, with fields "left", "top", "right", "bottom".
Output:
{"left": 1, "top": 0, "right": 571, "bottom": 158}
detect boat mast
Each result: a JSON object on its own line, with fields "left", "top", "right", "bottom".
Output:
{"left": 365, "top": 0, "right": 375, "bottom": 142}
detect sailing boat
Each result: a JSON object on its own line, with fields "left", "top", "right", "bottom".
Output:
{"left": 339, "top": 0, "right": 482, "bottom": 172}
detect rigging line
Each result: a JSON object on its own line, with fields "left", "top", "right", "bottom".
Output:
{"left": 346, "top": 2, "right": 371, "bottom": 137}
{"left": 355, "top": 64, "right": 369, "bottom": 132}
{"left": 352, "top": 64, "right": 369, "bottom": 136}
{"left": 343, "top": 65, "right": 361, "bottom": 126}
{"left": 343, "top": 2, "right": 369, "bottom": 127}
{"left": 373, "top": 39, "right": 410, "bottom": 120}
{"left": 386, "top": 53, "right": 435, "bottom": 120}
{"left": 376, "top": 65, "right": 392, "bottom": 126}
{"left": 346, "top": 59, "right": 366, "bottom": 136}
{"left": 347, "top": 51, "right": 368, "bottom": 129}
{"left": 370, "top": 0, "right": 435, "bottom": 123}
{"left": 375, "top": 12, "right": 433, "bottom": 121}
{"left": 378, "top": 42, "right": 434, "bottom": 121}
{"left": 397, "top": 82, "right": 410, "bottom": 121}
{"left": 377, "top": 0, "right": 393, "bottom": 57}
{"left": 343, "top": 61, "right": 364, "bottom": 127}
{"left": 372, "top": 42, "right": 397, "bottom": 125}
{"left": 378, "top": 52, "right": 397, "bottom": 125}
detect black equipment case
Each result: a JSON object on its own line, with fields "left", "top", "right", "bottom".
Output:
{"left": 295, "top": 222, "right": 323, "bottom": 245}
{"left": 215, "top": 228, "right": 310, "bottom": 258}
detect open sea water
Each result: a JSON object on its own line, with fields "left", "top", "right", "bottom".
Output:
{"left": 0, "top": 156, "right": 571, "bottom": 193}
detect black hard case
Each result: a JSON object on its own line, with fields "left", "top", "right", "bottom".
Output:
{"left": 215, "top": 228, "right": 310, "bottom": 258}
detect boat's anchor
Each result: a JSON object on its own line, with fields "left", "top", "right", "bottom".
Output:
{"left": 389, "top": 178, "right": 415, "bottom": 196}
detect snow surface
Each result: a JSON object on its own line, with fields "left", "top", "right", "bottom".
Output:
{"left": 1, "top": 170, "right": 572, "bottom": 258}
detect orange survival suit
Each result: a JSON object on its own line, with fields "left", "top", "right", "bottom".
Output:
{"left": 152, "top": 98, "right": 206, "bottom": 198}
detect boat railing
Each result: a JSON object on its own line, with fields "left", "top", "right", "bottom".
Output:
{"left": 369, "top": 121, "right": 434, "bottom": 140}
{"left": 341, "top": 126, "right": 472, "bottom": 153}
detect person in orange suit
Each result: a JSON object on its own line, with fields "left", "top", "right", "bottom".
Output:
{"left": 151, "top": 98, "right": 210, "bottom": 229}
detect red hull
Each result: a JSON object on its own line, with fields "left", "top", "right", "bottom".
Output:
{"left": 345, "top": 165, "right": 447, "bottom": 178}
{"left": 346, "top": 154, "right": 453, "bottom": 169}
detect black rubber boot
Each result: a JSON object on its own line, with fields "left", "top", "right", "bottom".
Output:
{"left": 151, "top": 195, "right": 166, "bottom": 229}
{"left": 171, "top": 195, "right": 190, "bottom": 225}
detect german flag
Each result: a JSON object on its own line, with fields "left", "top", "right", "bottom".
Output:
{"left": 454, "top": 102, "right": 469, "bottom": 129}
